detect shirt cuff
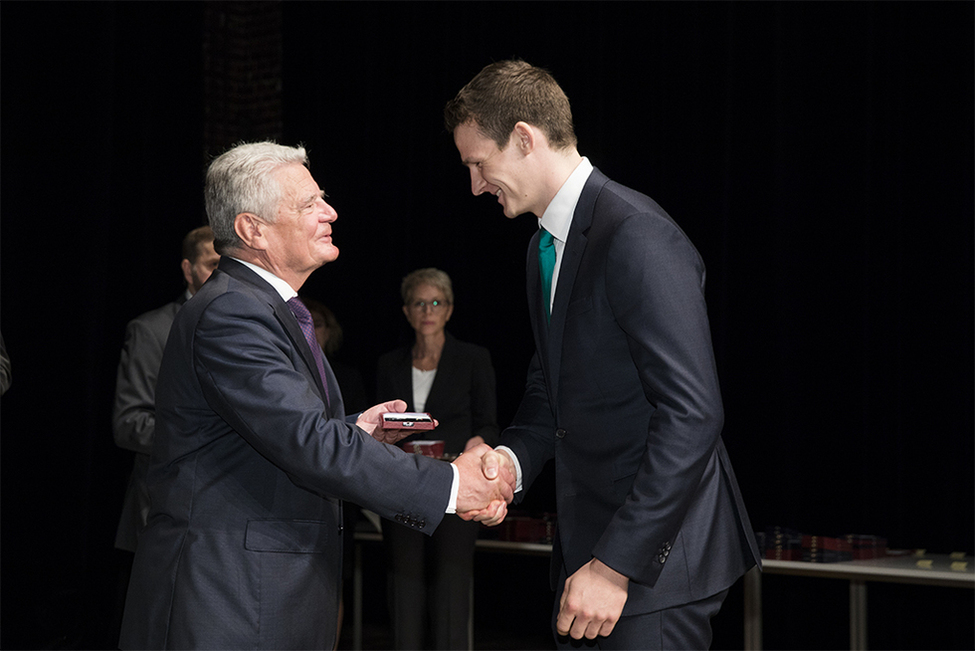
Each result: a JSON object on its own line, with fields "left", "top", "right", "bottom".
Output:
{"left": 446, "top": 463, "right": 460, "bottom": 514}
{"left": 495, "top": 445, "right": 524, "bottom": 493}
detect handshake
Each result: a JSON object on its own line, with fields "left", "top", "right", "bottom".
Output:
{"left": 451, "top": 444, "right": 517, "bottom": 526}
{"left": 360, "top": 400, "right": 516, "bottom": 526}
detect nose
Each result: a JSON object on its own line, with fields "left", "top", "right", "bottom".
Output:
{"left": 319, "top": 198, "right": 337, "bottom": 221}
{"left": 470, "top": 167, "right": 489, "bottom": 196}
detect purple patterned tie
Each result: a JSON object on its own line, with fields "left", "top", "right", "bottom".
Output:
{"left": 287, "top": 297, "right": 331, "bottom": 406}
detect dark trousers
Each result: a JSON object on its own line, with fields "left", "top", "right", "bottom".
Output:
{"left": 382, "top": 515, "right": 480, "bottom": 650}
{"left": 111, "top": 549, "right": 135, "bottom": 650}
{"left": 553, "top": 574, "right": 729, "bottom": 650}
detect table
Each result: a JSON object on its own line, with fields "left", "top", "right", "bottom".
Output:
{"left": 354, "top": 528, "right": 974, "bottom": 651}
{"left": 744, "top": 552, "right": 975, "bottom": 650}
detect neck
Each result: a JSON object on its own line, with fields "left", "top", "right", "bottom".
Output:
{"left": 234, "top": 249, "right": 309, "bottom": 292}
{"left": 412, "top": 331, "right": 446, "bottom": 370}
{"left": 413, "top": 330, "right": 446, "bottom": 353}
{"left": 536, "top": 147, "right": 584, "bottom": 216}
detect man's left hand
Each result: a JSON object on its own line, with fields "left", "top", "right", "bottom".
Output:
{"left": 357, "top": 400, "right": 434, "bottom": 444}
{"left": 556, "top": 558, "right": 629, "bottom": 640}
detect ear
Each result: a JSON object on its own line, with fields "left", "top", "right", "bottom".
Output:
{"left": 402, "top": 304, "right": 411, "bottom": 321}
{"left": 234, "top": 212, "right": 266, "bottom": 250}
{"left": 180, "top": 258, "right": 193, "bottom": 287}
{"left": 513, "top": 121, "right": 536, "bottom": 154}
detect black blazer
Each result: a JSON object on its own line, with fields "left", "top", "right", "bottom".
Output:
{"left": 376, "top": 332, "right": 499, "bottom": 455}
{"left": 502, "top": 168, "right": 762, "bottom": 616}
{"left": 120, "top": 258, "right": 454, "bottom": 650}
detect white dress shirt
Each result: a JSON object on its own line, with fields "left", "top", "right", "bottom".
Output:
{"left": 538, "top": 156, "right": 594, "bottom": 313}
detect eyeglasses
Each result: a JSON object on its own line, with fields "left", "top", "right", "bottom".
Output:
{"left": 409, "top": 300, "right": 450, "bottom": 312}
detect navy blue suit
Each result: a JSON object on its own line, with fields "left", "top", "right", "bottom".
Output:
{"left": 502, "top": 168, "right": 761, "bottom": 635}
{"left": 120, "top": 258, "right": 454, "bottom": 650}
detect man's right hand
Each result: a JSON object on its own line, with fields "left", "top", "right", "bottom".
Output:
{"left": 451, "top": 444, "right": 515, "bottom": 525}
{"left": 454, "top": 447, "right": 517, "bottom": 526}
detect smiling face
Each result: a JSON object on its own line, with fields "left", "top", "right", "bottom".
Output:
{"left": 263, "top": 163, "right": 339, "bottom": 279}
{"left": 454, "top": 122, "right": 543, "bottom": 219}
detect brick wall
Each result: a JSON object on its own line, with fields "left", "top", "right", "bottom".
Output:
{"left": 203, "top": 1, "right": 283, "bottom": 155}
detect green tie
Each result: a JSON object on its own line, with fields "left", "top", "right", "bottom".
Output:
{"left": 538, "top": 228, "right": 556, "bottom": 322}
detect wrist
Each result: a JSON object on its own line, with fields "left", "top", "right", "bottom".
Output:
{"left": 591, "top": 558, "right": 629, "bottom": 589}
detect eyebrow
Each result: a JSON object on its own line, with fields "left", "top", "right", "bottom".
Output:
{"left": 300, "top": 190, "right": 326, "bottom": 205}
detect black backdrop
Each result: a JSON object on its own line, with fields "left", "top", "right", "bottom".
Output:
{"left": 1, "top": 2, "right": 972, "bottom": 650}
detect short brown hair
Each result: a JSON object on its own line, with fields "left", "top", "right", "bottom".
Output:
{"left": 444, "top": 59, "right": 577, "bottom": 151}
{"left": 182, "top": 225, "right": 215, "bottom": 263}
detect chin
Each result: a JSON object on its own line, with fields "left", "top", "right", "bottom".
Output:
{"left": 321, "top": 245, "right": 340, "bottom": 262}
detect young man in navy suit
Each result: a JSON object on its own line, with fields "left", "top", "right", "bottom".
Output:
{"left": 447, "top": 60, "right": 761, "bottom": 649}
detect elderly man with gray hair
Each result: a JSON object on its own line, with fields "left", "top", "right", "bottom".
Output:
{"left": 119, "top": 142, "right": 514, "bottom": 651}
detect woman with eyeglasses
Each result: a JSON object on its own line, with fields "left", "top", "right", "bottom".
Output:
{"left": 376, "top": 267, "right": 499, "bottom": 650}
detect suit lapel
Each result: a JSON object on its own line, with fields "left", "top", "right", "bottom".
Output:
{"left": 544, "top": 169, "right": 606, "bottom": 409}
{"left": 273, "top": 300, "right": 339, "bottom": 414}
{"left": 423, "top": 334, "right": 455, "bottom": 414}
{"left": 219, "top": 258, "right": 336, "bottom": 415}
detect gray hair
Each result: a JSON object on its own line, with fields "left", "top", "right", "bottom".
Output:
{"left": 401, "top": 268, "right": 454, "bottom": 305}
{"left": 205, "top": 141, "right": 309, "bottom": 254}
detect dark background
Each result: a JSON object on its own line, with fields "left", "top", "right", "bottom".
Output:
{"left": 1, "top": 2, "right": 972, "bottom": 650}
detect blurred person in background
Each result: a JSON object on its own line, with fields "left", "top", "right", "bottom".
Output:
{"left": 376, "top": 267, "right": 500, "bottom": 649}
{"left": 112, "top": 226, "right": 219, "bottom": 556}
{"left": 110, "top": 225, "right": 219, "bottom": 641}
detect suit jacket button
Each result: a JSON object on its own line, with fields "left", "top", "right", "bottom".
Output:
{"left": 418, "top": 519, "right": 426, "bottom": 529}
{"left": 555, "top": 429, "right": 566, "bottom": 439}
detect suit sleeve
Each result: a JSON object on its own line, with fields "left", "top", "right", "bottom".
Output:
{"left": 592, "top": 213, "right": 725, "bottom": 585}
{"left": 194, "top": 293, "right": 453, "bottom": 531}
{"left": 499, "top": 350, "right": 557, "bottom": 499}
{"left": 112, "top": 318, "right": 165, "bottom": 454}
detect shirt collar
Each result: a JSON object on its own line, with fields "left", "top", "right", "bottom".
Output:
{"left": 538, "top": 156, "right": 594, "bottom": 242}
{"left": 230, "top": 257, "right": 297, "bottom": 302}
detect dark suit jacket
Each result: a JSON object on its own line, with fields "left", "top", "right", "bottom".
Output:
{"left": 502, "top": 168, "right": 761, "bottom": 616}
{"left": 120, "top": 258, "right": 454, "bottom": 650}
{"left": 112, "top": 295, "right": 185, "bottom": 552}
{"left": 376, "top": 332, "right": 499, "bottom": 455}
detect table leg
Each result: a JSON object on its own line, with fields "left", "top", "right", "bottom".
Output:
{"left": 849, "top": 579, "right": 867, "bottom": 650}
{"left": 743, "top": 566, "right": 763, "bottom": 650}
{"left": 354, "top": 541, "right": 363, "bottom": 651}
